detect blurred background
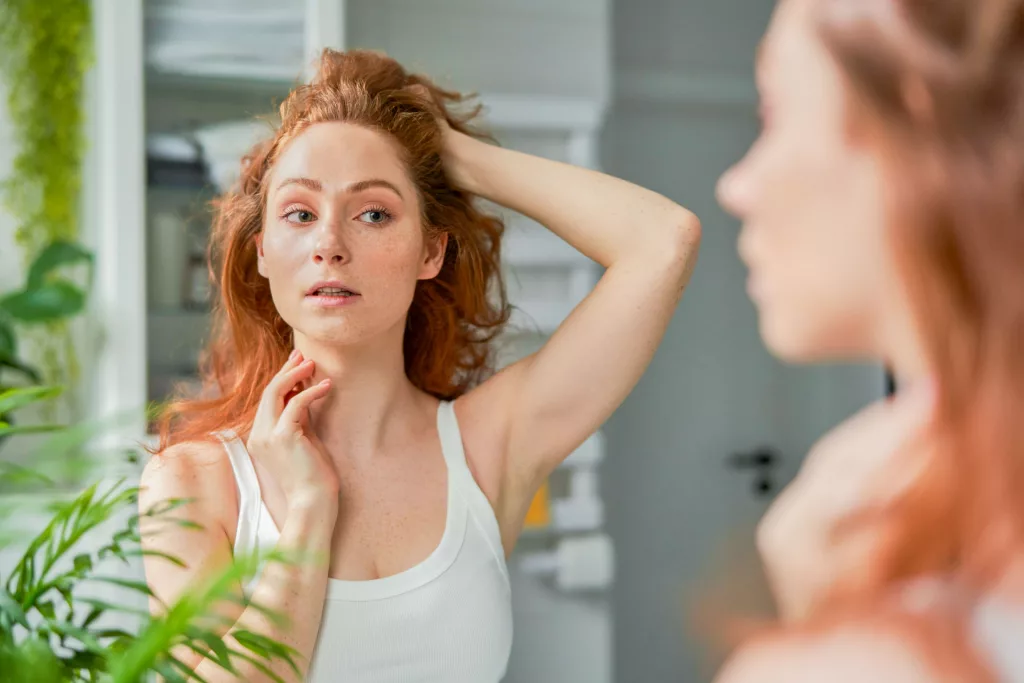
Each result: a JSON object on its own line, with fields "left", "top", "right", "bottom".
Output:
{"left": 0, "top": 0, "right": 884, "bottom": 680}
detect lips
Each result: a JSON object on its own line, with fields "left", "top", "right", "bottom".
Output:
{"left": 305, "top": 280, "right": 360, "bottom": 297}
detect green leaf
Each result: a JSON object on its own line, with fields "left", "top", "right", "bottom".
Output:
{"left": 0, "top": 280, "right": 86, "bottom": 322}
{"left": 0, "top": 354, "right": 42, "bottom": 383}
{"left": 0, "top": 462, "right": 55, "bottom": 488}
{"left": 167, "top": 653, "right": 214, "bottom": 683}
{"left": 0, "top": 588, "right": 30, "bottom": 628}
{"left": 75, "top": 596, "right": 151, "bottom": 620}
{"left": 44, "top": 619, "right": 105, "bottom": 653}
{"left": 72, "top": 553, "right": 92, "bottom": 574}
{"left": 93, "top": 628, "right": 135, "bottom": 639}
{"left": 122, "top": 547, "right": 188, "bottom": 569}
{"left": 85, "top": 576, "right": 157, "bottom": 598}
{"left": 187, "top": 627, "right": 234, "bottom": 672}
{"left": 0, "top": 318, "right": 15, "bottom": 358}
{"left": 0, "top": 638, "right": 63, "bottom": 682}
{"left": 224, "top": 645, "right": 291, "bottom": 683}
{"left": 234, "top": 629, "right": 300, "bottom": 676}
{"left": 26, "top": 240, "right": 93, "bottom": 290}
{"left": 0, "top": 385, "right": 63, "bottom": 415}
{"left": 81, "top": 604, "right": 104, "bottom": 629}
{"left": 36, "top": 600, "right": 56, "bottom": 621}
{"left": 62, "top": 648, "right": 105, "bottom": 672}
{"left": 140, "top": 497, "right": 196, "bottom": 518}
{"left": 153, "top": 657, "right": 192, "bottom": 683}
{"left": 0, "top": 423, "right": 64, "bottom": 439}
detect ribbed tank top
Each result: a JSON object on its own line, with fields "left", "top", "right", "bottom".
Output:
{"left": 901, "top": 576, "right": 1024, "bottom": 681}
{"left": 217, "top": 401, "right": 513, "bottom": 682}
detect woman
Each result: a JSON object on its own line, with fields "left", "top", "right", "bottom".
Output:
{"left": 714, "top": 0, "right": 1024, "bottom": 680}
{"left": 139, "top": 49, "right": 701, "bottom": 682}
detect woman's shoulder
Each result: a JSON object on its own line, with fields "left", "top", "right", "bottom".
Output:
{"left": 139, "top": 438, "right": 239, "bottom": 530}
{"left": 141, "top": 437, "right": 232, "bottom": 482}
{"left": 715, "top": 622, "right": 973, "bottom": 683}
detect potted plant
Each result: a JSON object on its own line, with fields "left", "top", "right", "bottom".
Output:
{"left": 0, "top": 387, "right": 301, "bottom": 682}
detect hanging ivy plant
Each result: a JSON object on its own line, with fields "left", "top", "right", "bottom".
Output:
{"left": 0, "top": 0, "right": 93, "bottom": 405}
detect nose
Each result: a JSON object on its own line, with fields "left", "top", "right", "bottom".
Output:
{"left": 716, "top": 162, "right": 748, "bottom": 219}
{"left": 312, "top": 221, "right": 349, "bottom": 265}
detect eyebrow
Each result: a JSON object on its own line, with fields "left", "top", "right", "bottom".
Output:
{"left": 274, "top": 176, "right": 404, "bottom": 199}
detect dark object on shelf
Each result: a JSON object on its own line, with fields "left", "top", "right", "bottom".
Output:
{"left": 147, "top": 155, "right": 210, "bottom": 189}
{"left": 146, "top": 133, "right": 211, "bottom": 189}
{"left": 728, "top": 446, "right": 780, "bottom": 498}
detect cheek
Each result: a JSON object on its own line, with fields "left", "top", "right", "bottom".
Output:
{"left": 748, "top": 144, "right": 893, "bottom": 359}
{"left": 261, "top": 228, "right": 310, "bottom": 276}
{"left": 359, "top": 230, "right": 427, "bottom": 302}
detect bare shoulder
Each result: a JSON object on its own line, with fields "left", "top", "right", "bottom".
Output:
{"left": 138, "top": 439, "right": 238, "bottom": 536}
{"left": 715, "top": 626, "right": 956, "bottom": 683}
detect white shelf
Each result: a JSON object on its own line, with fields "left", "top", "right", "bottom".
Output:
{"left": 146, "top": 64, "right": 302, "bottom": 92}
{"left": 477, "top": 94, "right": 606, "bottom": 133}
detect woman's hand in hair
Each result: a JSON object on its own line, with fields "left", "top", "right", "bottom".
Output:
{"left": 757, "top": 379, "right": 938, "bottom": 621}
{"left": 246, "top": 350, "right": 339, "bottom": 513}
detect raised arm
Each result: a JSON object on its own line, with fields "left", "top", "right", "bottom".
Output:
{"left": 449, "top": 127, "right": 701, "bottom": 537}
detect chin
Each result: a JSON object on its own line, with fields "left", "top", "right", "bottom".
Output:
{"left": 758, "top": 312, "right": 832, "bottom": 364}
{"left": 759, "top": 311, "right": 875, "bottom": 365}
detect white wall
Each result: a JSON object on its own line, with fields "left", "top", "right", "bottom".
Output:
{"left": 347, "top": 0, "right": 610, "bottom": 100}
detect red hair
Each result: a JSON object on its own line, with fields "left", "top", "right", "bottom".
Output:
{"left": 154, "top": 49, "right": 510, "bottom": 450}
{"left": 710, "top": 2, "right": 1024, "bottom": 677}
{"left": 814, "top": 0, "right": 1024, "bottom": 611}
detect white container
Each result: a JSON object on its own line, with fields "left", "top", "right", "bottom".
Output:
{"left": 147, "top": 212, "right": 189, "bottom": 310}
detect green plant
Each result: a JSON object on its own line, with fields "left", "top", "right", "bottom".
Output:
{"left": 0, "top": 1, "right": 91, "bottom": 259}
{"left": 0, "top": 240, "right": 93, "bottom": 432}
{"left": 0, "top": 387, "right": 302, "bottom": 682}
{"left": 0, "top": 0, "right": 93, "bottom": 394}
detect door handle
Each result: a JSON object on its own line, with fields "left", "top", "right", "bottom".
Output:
{"left": 727, "top": 446, "right": 781, "bottom": 497}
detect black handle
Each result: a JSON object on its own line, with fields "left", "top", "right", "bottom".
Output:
{"left": 727, "top": 446, "right": 781, "bottom": 497}
{"left": 728, "top": 446, "right": 778, "bottom": 470}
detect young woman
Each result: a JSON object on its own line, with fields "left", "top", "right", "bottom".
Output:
{"left": 139, "top": 49, "right": 701, "bottom": 682}
{"left": 714, "top": 0, "right": 1024, "bottom": 680}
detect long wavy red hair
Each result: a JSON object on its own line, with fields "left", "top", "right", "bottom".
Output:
{"left": 815, "top": 0, "right": 1024, "bottom": 612}
{"left": 712, "top": 1, "right": 1024, "bottom": 678}
{"left": 154, "top": 49, "right": 510, "bottom": 451}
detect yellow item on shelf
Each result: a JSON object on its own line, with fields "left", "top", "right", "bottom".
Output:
{"left": 523, "top": 479, "right": 551, "bottom": 529}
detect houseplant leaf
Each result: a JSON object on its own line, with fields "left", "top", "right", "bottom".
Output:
{"left": 26, "top": 240, "right": 94, "bottom": 291}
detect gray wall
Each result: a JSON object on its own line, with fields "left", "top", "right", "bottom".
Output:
{"left": 602, "top": 0, "right": 883, "bottom": 680}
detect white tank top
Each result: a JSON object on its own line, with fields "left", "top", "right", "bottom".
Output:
{"left": 902, "top": 576, "right": 1024, "bottom": 681}
{"left": 217, "top": 401, "right": 513, "bottom": 682}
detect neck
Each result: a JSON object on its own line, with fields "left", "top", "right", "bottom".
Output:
{"left": 294, "top": 324, "right": 422, "bottom": 459}
{"left": 878, "top": 303, "right": 932, "bottom": 394}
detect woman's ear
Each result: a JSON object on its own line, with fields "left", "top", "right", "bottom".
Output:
{"left": 256, "top": 233, "right": 268, "bottom": 279}
{"left": 418, "top": 231, "right": 449, "bottom": 281}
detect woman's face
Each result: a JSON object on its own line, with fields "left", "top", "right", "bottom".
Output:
{"left": 716, "top": 0, "right": 906, "bottom": 363}
{"left": 257, "top": 122, "right": 446, "bottom": 347}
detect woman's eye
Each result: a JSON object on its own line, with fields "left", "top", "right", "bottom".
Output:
{"left": 359, "top": 209, "right": 391, "bottom": 224}
{"left": 285, "top": 209, "right": 316, "bottom": 224}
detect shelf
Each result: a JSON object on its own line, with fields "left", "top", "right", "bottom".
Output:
{"left": 146, "top": 64, "right": 302, "bottom": 98}
{"left": 146, "top": 66, "right": 605, "bottom": 134}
